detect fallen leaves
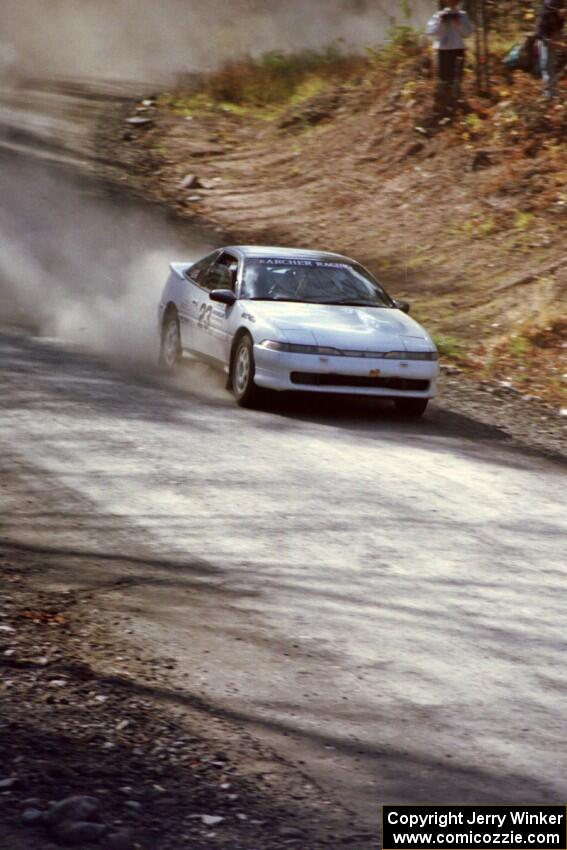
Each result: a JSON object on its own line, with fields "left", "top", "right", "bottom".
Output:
{"left": 19, "top": 610, "right": 68, "bottom": 627}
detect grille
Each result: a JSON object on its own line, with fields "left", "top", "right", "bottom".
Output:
{"left": 290, "top": 373, "right": 430, "bottom": 391}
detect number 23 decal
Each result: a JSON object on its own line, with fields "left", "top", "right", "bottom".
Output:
{"left": 198, "top": 303, "right": 213, "bottom": 329}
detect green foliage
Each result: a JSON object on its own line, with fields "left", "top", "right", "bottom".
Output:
{"left": 399, "top": 0, "right": 412, "bottom": 21}
{"left": 514, "top": 211, "right": 534, "bottom": 231}
{"left": 465, "top": 113, "right": 483, "bottom": 132}
{"left": 159, "top": 91, "right": 280, "bottom": 120}
{"left": 433, "top": 334, "right": 468, "bottom": 361}
{"left": 152, "top": 140, "right": 168, "bottom": 156}
{"left": 460, "top": 215, "right": 496, "bottom": 239}
{"left": 508, "top": 335, "right": 531, "bottom": 356}
{"left": 365, "top": 25, "right": 422, "bottom": 73}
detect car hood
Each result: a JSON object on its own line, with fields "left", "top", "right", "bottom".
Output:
{"left": 245, "top": 301, "right": 434, "bottom": 350}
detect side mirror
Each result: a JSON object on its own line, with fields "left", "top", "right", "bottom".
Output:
{"left": 394, "top": 300, "right": 410, "bottom": 314}
{"left": 210, "top": 289, "right": 237, "bottom": 306}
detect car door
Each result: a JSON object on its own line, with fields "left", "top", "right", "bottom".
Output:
{"left": 179, "top": 251, "right": 219, "bottom": 354}
{"left": 197, "top": 251, "right": 240, "bottom": 365}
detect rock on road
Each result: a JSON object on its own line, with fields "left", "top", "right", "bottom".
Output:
{"left": 1, "top": 152, "right": 566, "bottom": 832}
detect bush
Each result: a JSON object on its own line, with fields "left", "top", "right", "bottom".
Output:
{"left": 204, "top": 46, "right": 365, "bottom": 107}
{"left": 434, "top": 334, "right": 469, "bottom": 362}
{"left": 366, "top": 25, "right": 423, "bottom": 73}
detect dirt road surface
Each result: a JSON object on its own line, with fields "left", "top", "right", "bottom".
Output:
{"left": 2, "top": 146, "right": 567, "bottom": 841}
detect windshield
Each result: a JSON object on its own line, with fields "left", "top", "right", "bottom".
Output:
{"left": 242, "top": 258, "right": 394, "bottom": 307}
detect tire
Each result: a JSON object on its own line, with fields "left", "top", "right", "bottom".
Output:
{"left": 394, "top": 397, "right": 429, "bottom": 418}
{"left": 159, "top": 310, "right": 181, "bottom": 374}
{"left": 231, "top": 335, "right": 262, "bottom": 407}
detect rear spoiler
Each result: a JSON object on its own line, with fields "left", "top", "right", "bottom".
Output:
{"left": 169, "top": 262, "right": 193, "bottom": 279}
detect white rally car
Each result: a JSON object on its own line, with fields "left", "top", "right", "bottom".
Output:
{"left": 158, "top": 246, "right": 439, "bottom": 416}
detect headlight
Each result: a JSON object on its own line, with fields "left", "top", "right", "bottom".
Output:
{"left": 259, "top": 340, "right": 341, "bottom": 356}
{"left": 383, "top": 351, "right": 438, "bottom": 361}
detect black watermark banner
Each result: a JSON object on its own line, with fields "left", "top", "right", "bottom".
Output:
{"left": 382, "top": 806, "right": 567, "bottom": 849}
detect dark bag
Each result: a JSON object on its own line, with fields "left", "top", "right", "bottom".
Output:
{"left": 504, "top": 35, "right": 539, "bottom": 73}
{"left": 536, "top": 6, "right": 564, "bottom": 39}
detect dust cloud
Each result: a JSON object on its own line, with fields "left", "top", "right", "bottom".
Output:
{"left": 0, "top": 1, "right": 431, "bottom": 394}
{"left": 0, "top": 0, "right": 432, "bottom": 83}
{"left": 0, "top": 153, "right": 213, "bottom": 370}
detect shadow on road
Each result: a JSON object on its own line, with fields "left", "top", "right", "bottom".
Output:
{"left": 0, "top": 643, "right": 557, "bottom": 809}
{"left": 1, "top": 331, "right": 551, "bottom": 478}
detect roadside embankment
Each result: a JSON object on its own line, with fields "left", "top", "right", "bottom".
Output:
{"left": 95, "top": 42, "right": 567, "bottom": 416}
{"left": 92, "top": 41, "right": 567, "bottom": 455}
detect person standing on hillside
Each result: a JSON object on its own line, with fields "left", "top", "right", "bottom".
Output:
{"left": 535, "top": 0, "right": 565, "bottom": 98}
{"left": 426, "top": 0, "right": 475, "bottom": 101}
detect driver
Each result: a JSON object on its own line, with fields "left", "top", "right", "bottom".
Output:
{"left": 292, "top": 267, "right": 325, "bottom": 298}
{"left": 294, "top": 268, "right": 313, "bottom": 295}
{"left": 275, "top": 268, "right": 303, "bottom": 298}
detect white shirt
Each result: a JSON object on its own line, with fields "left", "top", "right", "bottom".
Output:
{"left": 426, "top": 9, "right": 475, "bottom": 50}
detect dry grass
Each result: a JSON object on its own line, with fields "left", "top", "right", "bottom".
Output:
{"left": 202, "top": 47, "right": 366, "bottom": 107}
{"left": 484, "top": 318, "right": 567, "bottom": 404}
{"left": 190, "top": 28, "right": 424, "bottom": 110}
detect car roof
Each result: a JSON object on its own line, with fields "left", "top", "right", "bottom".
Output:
{"left": 226, "top": 245, "right": 355, "bottom": 264}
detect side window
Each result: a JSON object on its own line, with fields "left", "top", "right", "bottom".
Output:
{"left": 205, "top": 252, "right": 239, "bottom": 292}
{"left": 186, "top": 252, "right": 218, "bottom": 286}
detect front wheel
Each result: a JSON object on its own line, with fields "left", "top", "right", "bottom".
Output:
{"left": 394, "top": 397, "right": 429, "bottom": 418}
{"left": 231, "top": 336, "right": 262, "bottom": 407}
{"left": 159, "top": 311, "right": 181, "bottom": 373}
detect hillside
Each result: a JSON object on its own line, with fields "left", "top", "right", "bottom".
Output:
{"left": 104, "top": 31, "right": 567, "bottom": 411}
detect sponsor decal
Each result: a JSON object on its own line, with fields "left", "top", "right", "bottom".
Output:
{"left": 198, "top": 303, "right": 213, "bottom": 329}
{"left": 258, "top": 258, "right": 351, "bottom": 270}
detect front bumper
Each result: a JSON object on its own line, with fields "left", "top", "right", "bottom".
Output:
{"left": 253, "top": 346, "right": 439, "bottom": 398}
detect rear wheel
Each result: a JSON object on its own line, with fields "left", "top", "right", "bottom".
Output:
{"left": 159, "top": 310, "right": 181, "bottom": 373}
{"left": 231, "top": 335, "right": 262, "bottom": 407}
{"left": 394, "top": 397, "right": 429, "bottom": 418}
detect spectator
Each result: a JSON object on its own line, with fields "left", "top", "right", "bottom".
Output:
{"left": 427, "top": 0, "right": 475, "bottom": 98}
{"left": 535, "top": 0, "right": 565, "bottom": 98}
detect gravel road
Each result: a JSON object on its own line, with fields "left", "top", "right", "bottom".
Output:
{"left": 1, "top": 150, "right": 566, "bottom": 843}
